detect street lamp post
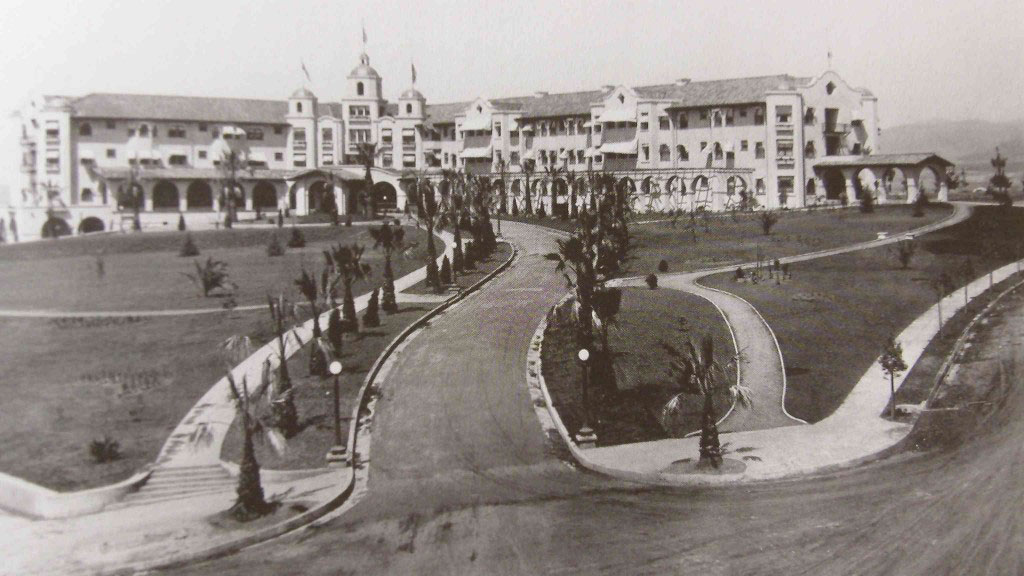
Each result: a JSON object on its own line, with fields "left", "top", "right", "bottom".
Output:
{"left": 575, "top": 348, "right": 598, "bottom": 448}
{"left": 326, "top": 360, "right": 348, "bottom": 465}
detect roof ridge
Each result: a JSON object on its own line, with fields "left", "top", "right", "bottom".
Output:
{"left": 77, "top": 92, "right": 289, "bottom": 104}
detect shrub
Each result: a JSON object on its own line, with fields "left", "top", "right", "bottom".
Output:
{"left": 645, "top": 273, "right": 658, "bottom": 289}
{"left": 463, "top": 241, "right": 477, "bottom": 269}
{"left": 327, "top": 307, "right": 343, "bottom": 355}
{"left": 287, "top": 226, "right": 306, "bottom": 248}
{"left": 183, "top": 257, "right": 234, "bottom": 297}
{"left": 178, "top": 213, "right": 186, "bottom": 231}
{"left": 345, "top": 214, "right": 353, "bottom": 227}
{"left": 89, "top": 436, "right": 121, "bottom": 463}
{"left": 860, "top": 191, "right": 875, "bottom": 213}
{"left": 363, "top": 288, "right": 381, "bottom": 328}
{"left": 912, "top": 192, "right": 928, "bottom": 218}
{"left": 266, "top": 233, "right": 285, "bottom": 257}
{"left": 440, "top": 255, "right": 453, "bottom": 284}
{"left": 658, "top": 259, "right": 669, "bottom": 273}
{"left": 426, "top": 259, "right": 441, "bottom": 294}
{"left": 277, "top": 209, "right": 284, "bottom": 228}
{"left": 537, "top": 205, "right": 547, "bottom": 219}
{"left": 179, "top": 233, "right": 200, "bottom": 257}
{"left": 735, "top": 267, "right": 745, "bottom": 281}
{"left": 453, "top": 244, "right": 464, "bottom": 272}
{"left": 511, "top": 200, "right": 519, "bottom": 216}
{"left": 759, "top": 210, "right": 780, "bottom": 236}
{"left": 890, "top": 237, "right": 917, "bottom": 269}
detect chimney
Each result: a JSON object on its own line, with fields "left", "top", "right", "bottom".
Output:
{"left": 675, "top": 78, "right": 691, "bottom": 86}
{"left": 534, "top": 91, "right": 548, "bottom": 98}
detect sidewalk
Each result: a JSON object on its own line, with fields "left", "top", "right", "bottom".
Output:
{"left": 557, "top": 257, "right": 1023, "bottom": 485}
{"left": 0, "top": 230, "right": 455, "bottom": 575}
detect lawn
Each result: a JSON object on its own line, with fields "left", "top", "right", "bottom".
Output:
{"left": 0, "top": 308, "right": 302, "bottom": 490}
{"left": 0, "top": 224, "right": 433, "bottom": 312}
{"left": 541, "top": 287, "right": 735, "bottom": 447}
{"left": 223, "top": 240, "right": 515, "bottom": 469}
{"left": 701, "top": 205, "right": 1024, "bottom": 424}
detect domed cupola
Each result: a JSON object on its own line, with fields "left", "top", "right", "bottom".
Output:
{"left": 288, "top": 86, "right": 316, "bottom": 118}
{"left": 399, "top": 63, "right": 426, "bottom": 119}
{"left": 347, "top": 52, "right": 383, "bottom": 101}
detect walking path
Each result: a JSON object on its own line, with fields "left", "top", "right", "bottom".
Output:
{"left": 609, "top": 202, "right": 971, "bottom": 432}
{"left": 0, "top": 231, "right": 456, "bottom": 575}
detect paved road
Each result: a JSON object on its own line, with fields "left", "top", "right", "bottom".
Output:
{"left": 177, "top": 215, "right": 1024, "bottom": 576}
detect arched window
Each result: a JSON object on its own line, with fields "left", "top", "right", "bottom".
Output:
{"left": 78, "top": 123, "right": 92, "bottom": 136}
{"left": 714, "top": 142, "right": 724, "bottom": 160}
{"left": 357, "top": 82, "right": 365, "bottom": 96}
{"left": 826, "top": 81, "right": 836, "bottom": 95}
{"left": 805, "top": 141, "right": 816, "bottom": 159}
{"left": 139, "top": 124, "right": 149, "bottom": 137}
{"left": 296, "top": 102, "right": 303, "bottom": 113}
{"left": 677, "top": 145, "right": 689, "bottom": 161}
{"left": 659, "top": 144, "right": 670, "bottom": 161}
{"left": 406, "top": 103, "right": 412, "bottom": 114}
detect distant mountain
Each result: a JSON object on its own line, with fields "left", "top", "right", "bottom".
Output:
{"left": 881, "top": 119, "right": 1024, "bottom": 170}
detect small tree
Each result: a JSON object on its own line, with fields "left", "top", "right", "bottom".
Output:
{"left": 326, "top": 307, "right": 343, "bottom": 356}
{"left": 369, "top": 222, "right": 405, "bottom": 314}
{"left": 658, "top": 259, "right": 669, "bottom": 273}
{"left": 324, "top": 243, "right": 371, "bottom": 333}
{"left": 178, "top": 213, "right": 186, "bottom": 231}
{"left": 930, "top": 272, "right": 954, "bottom": 328}
{"left": 440, "top": 255, "right": 453, "bottom": 285}
{"left": 363, "top": 287, "right": 381, "bottom": 328}
{"left": 645, "top": 273, "right": 658, "bottom": 289}
{"left": 183, "top": 257, "right": 234, "bottom": 297}
{"left": 287, "top": 226, "right": 305, "bottom": 248}
{"left": 225, "top": 366, "right": 273, "bottom": 521}
{"left": 277, "top": 209, "right": 284, "bottom": 228}
{"left": 859, "top": 189, "right": 875, "bottom": 213}
{"left": 179, "top": 233, "right": 200, "bottom": 257}
{"left": 889, "top": 237, "right": 917, "bottom": 270}
{"left": 988, "top": 148, "right": 1013, "bottom": 207}
{"left": 661, "top": 333, "right": 751, "bottom": 469}
{"left": 912, "top": 191, "right": 928, "bottom": 217}
{"left": 266, "top": 295, "right": 300, "bottom": 437}
{"left": 463, "top": 241, "right": 476, "bottom": 270}
{"left": 759, "top": 210, "right": 780, "bottom": 236}
{"left": 295, "top": 268, "right": 336, "bottom": 377}
{"left": 266, "top": 233, "right": 285, "bottom": 257}
{"left": 879, "top": 334, "right": 908, "bottom": 420}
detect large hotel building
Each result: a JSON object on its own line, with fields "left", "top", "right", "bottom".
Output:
{"left": 7, "top": 49, "right": 951, "bottom": 240}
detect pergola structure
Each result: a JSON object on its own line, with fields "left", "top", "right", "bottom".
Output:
{"left": 812, "top": 153, "right": 954, "bottom": 204}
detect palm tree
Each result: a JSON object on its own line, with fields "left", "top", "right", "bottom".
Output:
{"left": 521, "top": 158, "right": 537, "bottom": 215}
{"left": 355, "top": 142, "right": 378, "bottom": 218}
{"left": 113, "top": 159, "right": 144, "bottom": 231}
{"left": 324, "top": 243, "right": 371, "bottom": 333}
{"left": 266, "top": 295, "right": 300, "bottom": 437}
{"left": 543, "top": 163, "right": 567, "bottom": 219}
{"left": 403, "top": 173, "right": 448, "bottom": 291}
{"left": 440, "top": 168, "right": 469, "bottom": 272}
{"left": 217, "top": 145, "right": 250, "bottom": 229}
{"left": 369, "top": 221, "right": 406, "bottom": 314}
{"left": 295, "top": 267, "right": 337, "bottom": 375}
{"left": 224, "top": 361, "right": 274, "bottom": 521}
{"left": 661, "top": 334, "right": 752, "bottom": 469}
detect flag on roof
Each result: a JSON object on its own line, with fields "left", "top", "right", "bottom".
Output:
{"left": 301, "top": 60, "right": 311, "bottom": 83}
{"left": 411, "top": 62, "right": 417, "bottom": 85}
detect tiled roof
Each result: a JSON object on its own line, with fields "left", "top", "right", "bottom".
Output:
{"left": 71, "top": 93, "right": 291, "bottom": 124}
{"left": 66, "top": 74, "right": 815, "bottom": 127}
{"left": 641, "top": 75, "right": 811, "bottom": 107}
{"left": 93, "top": 166, "right": 296, "bottom": 180}
{"left": 813, "top": 153, "right": 953, "bottom": 168}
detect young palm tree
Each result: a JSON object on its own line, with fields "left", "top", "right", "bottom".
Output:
{"left": 369, "top": 221, "right": 406, "bottom": 313}
{"left": 266, "top": 295, "right": 300, "bottom": 437}
{"left": 225, "top": 363, "right": 274, "bottom": 521}
{"left": 217, "top": 146, "right": 250, "bottom": 229}
{"left": 661, "top": 334, "right": 752, "bottom": 469}
{"left": 521, "top": 158, "right": 537, "bottom": 215}
{"left": 115, "top": 160, "right": 145, "bottom": 232}
{"left": 324, "top": 243, "right": 371, "bottom": 333}
{"left": 405, "top": 174, "right": 449, "bottom": 291}
{"left": 295, "top": 267, "right": 338, "bottom": 376}
{"left": 440, "top": 168, "right": 469, "bottom": 272}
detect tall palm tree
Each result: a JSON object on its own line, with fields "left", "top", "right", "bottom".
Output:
{"left": 355, "top": 142, "right": 378, "bottom": 218}
{"left": 440, "top": 168, "right": 471, "bottom": 272}
{"left": 521, "top": 158, "right": 537, "bottom": 215}
{"left": 369, "top": 221, "right": 405, "bottom": 313}
{"left": 218, "top": 145, "right": 250, "bottom": 229}
{"left": 266, "top": 295, "right": 300, "bottom": 437}
{"left": 543, "top": 163, "right": 567, "bottom": 218}
{"left": 661, "top": 334, "right": 751, "bottom": 469}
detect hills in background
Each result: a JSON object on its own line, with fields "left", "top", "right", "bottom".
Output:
{"left": 881, "top": 118, "right": 1024, "bottom": 172}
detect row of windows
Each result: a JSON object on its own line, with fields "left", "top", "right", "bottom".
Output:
{"left": 78, "top": 122, "right": 282, "bottom": 139}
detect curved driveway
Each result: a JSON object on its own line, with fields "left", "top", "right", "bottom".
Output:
{"left": 177, "top": 213, "right": 1024, "bottom": 576}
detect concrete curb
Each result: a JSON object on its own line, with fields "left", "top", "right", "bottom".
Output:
{"left": 0, "top": 469, "right": 152, "bottom": 520}
{"left": 111, "top": 240, "right": 518, "bottom": 574}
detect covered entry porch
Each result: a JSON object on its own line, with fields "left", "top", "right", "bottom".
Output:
{"left": 812, "top": 153, "right": 954, "bottom": 205}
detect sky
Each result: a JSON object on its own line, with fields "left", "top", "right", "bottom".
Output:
{"left": 1, "top": 0, "right": 1022, "bottom": 194}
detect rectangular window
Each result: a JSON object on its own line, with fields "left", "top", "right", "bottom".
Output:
{"left": 510, "top": 151, "right": 520, "bottom": 165}
{"left": 350, "top": 105, "right": 371, "bottom": 117}
{"left": 198, "top": 150, "right": 207, "bottom": 159}
{"left": 775, "top": 105, "right": 793, "bottom": 124}
{"left": 128, "top": 128, "right": 136, "bottom": 137}
{"left": 247, "top": 127, "right": 264, "bottom": 141}
{"left": 740, "top": 109, "right": 747, "bottom": 118}
{"left": 321, "top": 127, "right": 333, "bottom": 141}
{"left": 659, "top": 146, "right": 670, "bottom": 161}
{"left": 678, "top": 113, "right": 689, "bottom": 129}
{"left": 403, "top": 154, "right": 416, "bottom": 168}
{"left": 593, "top": 154, "right": 602, "bottom": 164}
{"left": 169, "top": 125, "right": 187, "bottom": 138}
{"left": 699, "top": 110, "right": 708, "bottom": 121}
{"left": 700, "top": 141, "right": 707, "bottom": 151}
{"left": 275, "top": 152, "right": 283, "bottom": 161}
{"left": 778, "top": 177, "right": 794, "bottom": 203}
{"left": 106, "top": 120, "right": 116, "bottom": 129}
{"left": 804, "top": 107, "right": 815, "bottom": 124}
{"left": 198, "top": 123, "right": 207, "bottom": 132}
{"left": 402, "top": 128, "right": 415, "bottom": 147}
{"left": 274, "top": 126, "right": 283, "bottom": 135}
{"left": 725, "top": 111, "right": 734, "bottom": 126}
{"left": 293, "top": 128, "right": 306, "bottom": 141}
{"left": 639, "top": 121, "right": 649, "bottom": 131}
{"left": 494, "top": 122, "right": 502, "bottom": 137}
{"left": 382, "top": 153, "right": 393, "bottom": 166}
{"left": 741, "top": 140, "right": 748, "bottom": 151}
{"left": 777, "top": 140, "right": 794, "bottom": 158}
{"left": 381, "top": 128, "right": 392, "bottom": 144}
{"left": 168, "top": 154, "right": 188, "bottom": 166}
{"left": 659, "top": 117, "right": 670, "bottom": 130}
{"left": 642, "top": 145, "right": 650, "bottom": 161}
{"left": 106, "top": 148, "right": 116, "bottom": 158}
{"left": 755, "top": 142, "right": 765, "bottom": 159}
{"left": 594, "top": 124, "right": 602, "bottom": 134}
{"left": 754, "top": 108, "right": 765, "bottom": 126}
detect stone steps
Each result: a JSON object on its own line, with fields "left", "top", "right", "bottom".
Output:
{"left": 107, "top": 465, "right": 236, "bottom": 510}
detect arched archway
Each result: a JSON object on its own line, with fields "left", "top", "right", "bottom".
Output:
{"left": 308, "top": 180, "right": 335, "bottom": 214}
{"left": 918, "top": 165, "right": 942, "bottom": 200}
{"left": 152, "top": 180, "right": 179, "bottom": 211}
{"left": 186, "top": 181, "right": 213, "bottom": 211}
{"left": 253, "top": 181, "right": 278, "bottom": 209}
{"left": 42, "top": 217, "right": 71, "bottom": 239}
{"left": 78, "top": 216, "right": 104, "bottom": 235}
{"left": 822, "top": 169, "right": 846, "bottom": 201}
{"left": 117, "top": 182, "right": 144, "bottom": 211}
{"left": 551, "top": 178, "right": 569, "bottom": 218}
{"left": 373, "top": 181, "right": 398, "bottom": 211}
{"left": 692, "top": 175, "right": 711, "bottom": 208}
{"left": 882, "top": 167, "right": 907, "bottom": 201}
{"left": 806, "top": 178, "right": 817, "bottom": 199}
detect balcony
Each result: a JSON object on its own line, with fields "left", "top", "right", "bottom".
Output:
{"left": 776, "top": 156, "right": 795, "bottom": 168}
{"left": 292, "top": 141, "right": 307, "bottom": 151}
{"left": 824, "top": 123, "right": 850, "bottom": 135}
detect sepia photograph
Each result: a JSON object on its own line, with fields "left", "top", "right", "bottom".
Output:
{"left": 0, "top": 0, "right": 1022, "bottom": 574}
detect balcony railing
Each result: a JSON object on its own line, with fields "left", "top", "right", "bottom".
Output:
{"left": 292, "top": 141, "right": 307, "bottom": 151}
{"left": 776, "top": 156, "right": 795, "bottom": 168}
